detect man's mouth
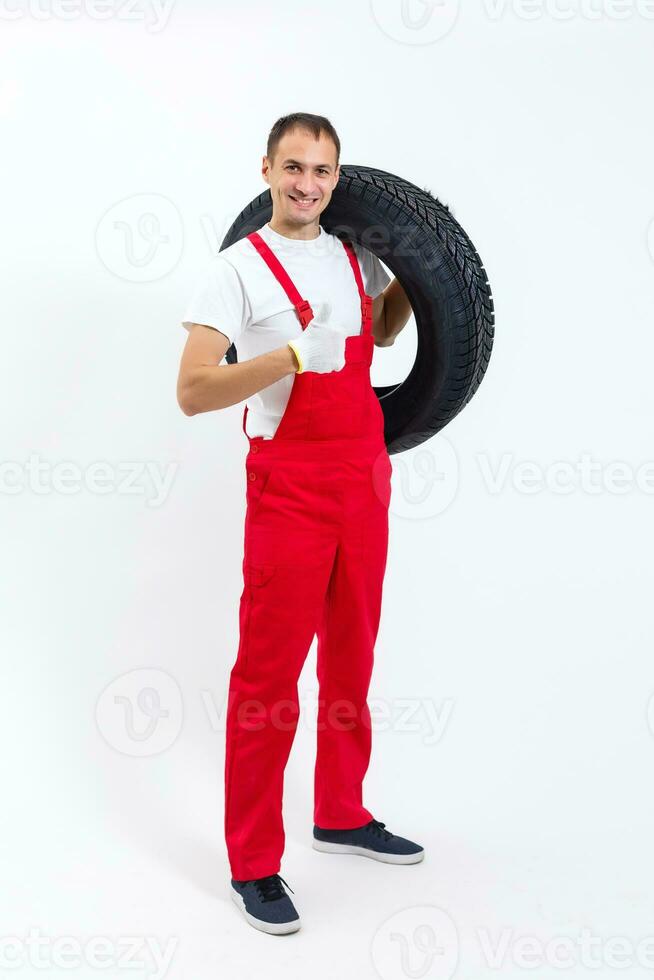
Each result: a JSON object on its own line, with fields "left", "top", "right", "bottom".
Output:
{"left": 289, "top": 194, "right": 319, "bottom": 210}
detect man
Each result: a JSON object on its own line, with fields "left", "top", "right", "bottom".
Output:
{"left": 177, "top": 112, "right": 422, "bottom": 936}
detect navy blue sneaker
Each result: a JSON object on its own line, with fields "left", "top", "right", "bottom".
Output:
{"left": 230, "top": 874, "right": 301, "bottom": 935}
{"left": 313, "top": 818, "right": 425, "bottom": 864}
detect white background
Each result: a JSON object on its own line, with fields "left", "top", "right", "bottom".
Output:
{"left": 2, "top": 1, "right": 654, "bottom": 978}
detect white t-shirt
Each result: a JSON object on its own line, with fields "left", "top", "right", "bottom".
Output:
{"left": 181, "top": 222, "right": 391, "bottom": 439}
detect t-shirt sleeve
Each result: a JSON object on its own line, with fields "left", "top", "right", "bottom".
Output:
{"left": 354, "top": 243, "right": 392, "bottom": 299}
{"left": 181, "top": 256, "right": 250, "bottom": 346}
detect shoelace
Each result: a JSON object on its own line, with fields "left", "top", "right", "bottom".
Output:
{"left": 252, "top": 874, "right": 295, "bottom": 903}
{"left": 368, "top": 819, "right": 394, "bottom": 841}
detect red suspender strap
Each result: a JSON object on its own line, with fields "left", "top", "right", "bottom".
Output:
{"left": 341, "top": 239, "right": 373, "bottom": 329}
{"left": 247, "top": 231, "right": 314, "bottom": 328}
{"left": 340, "top": 239, "right": 365, "bottom": 297}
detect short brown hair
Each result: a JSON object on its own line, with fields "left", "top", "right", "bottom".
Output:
{"left": 266, "top": 112, "right": 341, "bottom": 168}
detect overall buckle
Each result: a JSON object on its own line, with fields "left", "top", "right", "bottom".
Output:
{"left": 296, "top": 300, "right": 314, "bottom": 327}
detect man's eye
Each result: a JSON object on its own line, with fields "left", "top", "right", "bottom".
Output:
{"left": 286, "top": 165, "right": 328, "bottom": 174}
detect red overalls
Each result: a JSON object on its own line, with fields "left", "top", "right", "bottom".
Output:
{"left": 224, "top": 230, "right": 392, "bottom": 881}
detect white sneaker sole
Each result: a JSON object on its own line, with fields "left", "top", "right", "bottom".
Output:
{"left": 230, "top": 888, "right": 301, "bottom": 935}
{"left": 312, "top": 839, "right": 425, "bottom": 864}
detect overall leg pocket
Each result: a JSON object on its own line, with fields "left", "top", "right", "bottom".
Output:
{"left": 245, "top": 457, "right": 276, "bottom": 523}
{"left": 243, "top": 562, "right": 277, "bottom": 589}
{"left": 237, "top": 561, "right": 278, "bottom": 676}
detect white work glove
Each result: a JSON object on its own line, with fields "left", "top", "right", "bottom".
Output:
{"left": 287, "top": 304, "right": 346, "bottom": 374}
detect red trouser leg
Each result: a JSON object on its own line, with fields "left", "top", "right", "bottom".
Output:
{"left": 224, "top": 553, "right": 336, "bottom": 882}
{"left": 313, "top": 464, "right": 389, "bottom": 829}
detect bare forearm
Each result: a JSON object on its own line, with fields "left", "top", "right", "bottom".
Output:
{"left": 181, "top": 345, "right": 298, "bottom": 416}
{"left": 378, "top": 278, "right": 413, "bottom": 346}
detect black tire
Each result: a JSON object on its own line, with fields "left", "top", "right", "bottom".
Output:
{"left": 220, "top": 165, "right": 494, "bottom": 454}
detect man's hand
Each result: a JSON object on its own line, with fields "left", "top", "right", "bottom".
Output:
{"left": 287, "top": 320, "right": 347, "bottom": 374}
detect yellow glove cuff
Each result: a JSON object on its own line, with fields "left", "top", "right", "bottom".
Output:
{"left": 287, "top": 341, "right": 304, "bottom": 374}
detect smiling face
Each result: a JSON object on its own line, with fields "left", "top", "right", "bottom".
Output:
{"left": 262, "top": 126, "right": 340, "bottom": 239}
